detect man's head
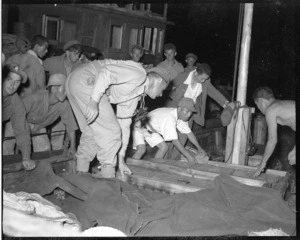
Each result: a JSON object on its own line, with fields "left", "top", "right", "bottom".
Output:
{"left": 47, "top": 74, "right": 67, "bottom": 102}
{"left": 185, "top": 53, "right": 198, "bottom": 67}
{"left": 2, "top": 63, "right": 27, "bottom": 97}
{"left": 64, "top": 40, "right": 82, "bottom": 63}
{"left": 252, "top": 87, "right": 275, "bottom": 114}
{"left": 145, "top": 67, "right": 170, "bottom": 99}
{"left": 192, "top": 63, "right": 211, "bottom": 84}
{"left": 163, "top": 43, "right": 177, "bottom": 61}
{"left": 130, "top": 45, "right": 144, "bottom": 62}
{"left": 31, "top": 35, "right": 49, "bottom": 58}
{"left": 177, "top": 97, "right": 196, "bottom": 122}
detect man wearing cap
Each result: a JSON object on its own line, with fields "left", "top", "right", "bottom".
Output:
{"left": 166, "top": 63, "right": 234, "bottom": 159}
{"left": 6, "top": 35, "right": 48, "bottom": 98}
{"left": 66, "top": 59, "right": 169, "bottom": 178}
{"left": 21, "top": 74, "right": 78, "bottom": 154}
{"left": 132, "top": 97, "right": 205, "bottom": 161}
{"left": 43, "top": 40, "right": 82, "bottom": 151}
{"left": 184, "top": 53, "right": 198, "bottom": 72}
{"left": 2, "top": 63, "right": 35, "bottom": 170}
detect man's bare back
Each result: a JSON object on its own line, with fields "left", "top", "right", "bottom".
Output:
{"left": 269, "top": 100, "right": 295, "bottom": 131}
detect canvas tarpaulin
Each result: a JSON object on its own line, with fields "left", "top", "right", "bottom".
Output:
{"left": 60, "top": 173, "right": 295, "bottom": 236}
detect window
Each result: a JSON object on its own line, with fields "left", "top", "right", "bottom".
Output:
{"left": 42, "top": 15, "right": 60, "bottom": 42}
{"left": 143, "top": 27, "right": 159, "bottom": 54}
{"left": 60, "top": 20, "right": 77, "bottom": 42}
{"left": 110, "top": 25, "right": 123, "bottom": 49}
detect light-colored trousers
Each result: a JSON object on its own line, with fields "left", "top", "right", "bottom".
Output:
{"left": 67, "top": 90, "right": 122, "bottom": 172}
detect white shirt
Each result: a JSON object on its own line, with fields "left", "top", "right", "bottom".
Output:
{"left": 146, "top": 108, "right": 191, "bottom": 141}
{"left": 183, "top": 70, "right": 202, "bottom": 103}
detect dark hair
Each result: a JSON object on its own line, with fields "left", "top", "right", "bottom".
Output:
{"left": 196, "top": 63, "right": 211, "bottom": 76}
{"left": 252, "top": 87, "right": 274, "bottom": 101}
{"left": 67, "top": 44, "right": 82, "bottom": 53}
{"left": 2, "top": 64, "right": 10, "bottom": 83}
{"left": 31, "top": 35, "right": 48, "bottom": 49}
{"left": 163, "top": 43, "right": 176, "bottom": 52}
{"left": 130, "top": 44, "right": 144, "bottom": 55}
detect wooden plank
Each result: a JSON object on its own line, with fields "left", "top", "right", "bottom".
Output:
{"left": 126, "top": 158, "right": 266, "bottom": 187}
{"left": 2, "top": 154, "right": 74, "bottom": 174}
{"left": 117, "top": 166, "right": 206, "bottom": 194}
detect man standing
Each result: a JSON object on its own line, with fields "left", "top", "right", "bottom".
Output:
{"left": 157, "top": 43, "right": 184, "bottom": 81}
{"left": 253, "top": 87, "right": 295, "bottom": 177}
{"left": 43, "top": 40, "right": 82, "bottom": 151}
{"left": 44, "top": 40, "right": 82, "bottom": 77}
{"left": 2, "top": 63, "right": 35, "bottom": 170}
{"left": 184, "top": 53, "right": 198, "bottom": 72}
{"left": 132, "top": 97, "right": 206, "bottom": 162}
{"left": 166, "top": 63, "right": 232, "bottom": 159}
{"left": 6, "top": 35, "right": 48, "bottom": 98}
{"left": 66, "top": 59, "right": 169, "bottom": 178}
{"left": 22, "top": 74, "right": 78, "bottom": 155}
{"left": 128, "top": 44, "right": 144, "bottom": 63}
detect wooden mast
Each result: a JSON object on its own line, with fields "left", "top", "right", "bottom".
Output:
{"left": 226, "top": 3, "right": 254, "bottom": 165}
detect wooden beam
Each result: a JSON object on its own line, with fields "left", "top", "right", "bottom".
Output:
{"left": 2, "top": 154, "right": 74, "bottom": 174}
{"left": 126, "top": 158, "right": 267, "bottom": 187}
{"left": 117, "top": 171, "right": 203, "bottom": 194}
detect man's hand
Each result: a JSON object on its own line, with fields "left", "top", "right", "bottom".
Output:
{"left": 288, "top": 146, "right": 295, "bottom": 165}
{"left": 197, "top": 148, "right": 207, "bottom": 157}
{"left": 85, "top": 98, "right": 99, "bottom": 124}
{"left": 118, "top": 155, "right": 132, "bottom": 178}
{"left": 22, "top": 159, "right": 36, "bottom": 171}
{"left": 254, "top": 161, "right": 267, "bottom": 177}
{"left": 68, "top": 146, "right": 76, "bottom": 157}
{"left": 186, "top": 154, "right": 196, "bottom": 163}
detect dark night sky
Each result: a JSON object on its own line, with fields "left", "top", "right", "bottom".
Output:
{"left": 161, "top": 1, "right": 298, "bottom": 105}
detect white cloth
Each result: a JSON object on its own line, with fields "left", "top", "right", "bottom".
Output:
{"left": 132, "top": 108, "right": 191, "bottom": 149}
{"left": 183, "top": 70, "right": 202, "bottom": 103}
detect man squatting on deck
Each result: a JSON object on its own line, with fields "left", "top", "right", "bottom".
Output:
{"left": 253, "top": 87, "right": 296, "bottom": 177}
{"left": 66, "top": 59, "right": 169, "bottom": 178}
{"left": 132, "top": 97, "right": 205, "bottom": 162}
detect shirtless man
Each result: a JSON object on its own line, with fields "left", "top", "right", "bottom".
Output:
{"left": 253, "top": 87, "right": 295, "bottom": 177}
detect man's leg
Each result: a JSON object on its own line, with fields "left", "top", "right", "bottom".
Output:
{"left": 3, "top": 121, "right": 16, "bottom": 155}
{"left": 75, "top": 125, "right": 98, "bottom": 173}
{"left": 30, "top": 126, "right": 51, "bottom": 152}
{"left": 50, "top": 120, "right": 65, "bottom": 150}
{"left": 89, "top": 95, "right": 122, "bottom": 178}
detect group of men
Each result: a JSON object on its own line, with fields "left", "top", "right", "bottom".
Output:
{"left": 2, "top": 37, "right": 295, "bottom": 180}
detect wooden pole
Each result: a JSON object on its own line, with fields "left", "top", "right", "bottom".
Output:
{"left": 231, "top": 3, "right": 254, "bottom": 165}
{"left": 163, "top": 3, "right": 168, "bottom": 18}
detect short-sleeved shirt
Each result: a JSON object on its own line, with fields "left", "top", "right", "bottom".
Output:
{"left": 132, "top": 108, "right": 191, "bottom": 148}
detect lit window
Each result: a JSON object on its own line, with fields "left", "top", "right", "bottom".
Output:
{"left": 110, "top": 25, "right": 123, "bottom": 49}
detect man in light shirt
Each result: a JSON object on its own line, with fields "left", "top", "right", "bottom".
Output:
{"left": 66, "top": 60, "right": 169, "bottom": 178}
{"left": 157, "top": 43, "right": 184, "bottom": 82}
{"left": 166, "top": 63, "right": 233, "bottom": 159}
{"left": 132, "top": 97, "right": 206, "bottom": 162}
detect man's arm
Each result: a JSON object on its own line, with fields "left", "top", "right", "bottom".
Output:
{"left": 254, "top": 108, "right": 278, "bottom": 177}
{"left": 172, "top": 139, "right": 195, "bottom": 162}
{"left": 206, "top": 80, "right": 228, "bottom": 107}
{"left": 186, "top": 132, "right": 206, "bottom": 156}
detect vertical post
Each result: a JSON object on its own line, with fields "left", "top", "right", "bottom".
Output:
{"left": 147, "top": 3, "right": 151, "bottom": 13}
{"left": 163, "top": 3, "right": 168, "bottom": 18}
{"left": 231, "top": 3, "right": 254, "bottom": 165}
